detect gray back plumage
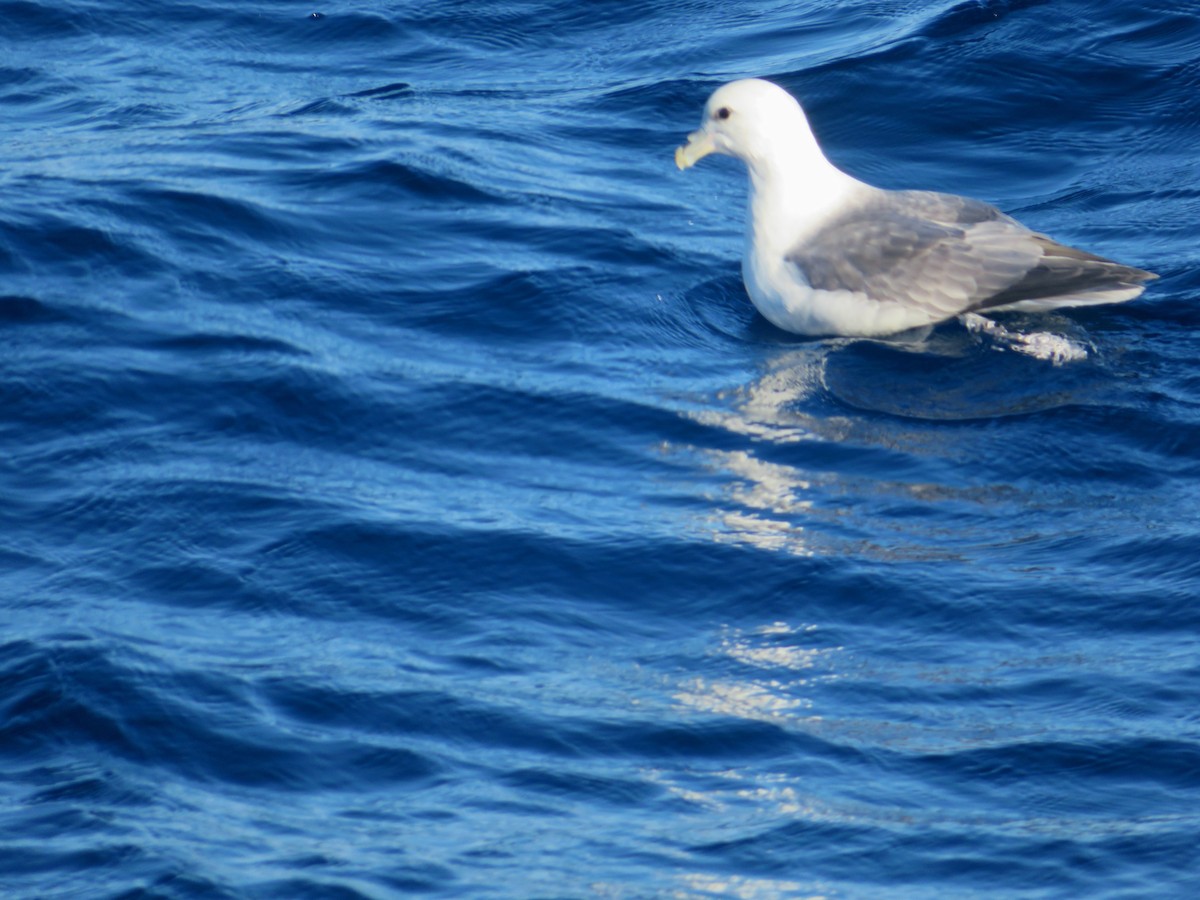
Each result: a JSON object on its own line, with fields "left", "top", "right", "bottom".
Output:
{"left": 786, "top": 189, "right": 1155, "bottom": 317}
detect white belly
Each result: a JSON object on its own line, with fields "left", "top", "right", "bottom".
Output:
{"left": 741, "top": 249, "right": 935, "bottom": 337}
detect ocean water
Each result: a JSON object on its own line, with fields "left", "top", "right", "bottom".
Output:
{"left": 3, "top": 1, "right": 1200, "bottom": 896}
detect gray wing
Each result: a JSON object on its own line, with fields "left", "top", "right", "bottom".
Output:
{"left": 787, "top": 190, "right": 1156, "bottom": 318}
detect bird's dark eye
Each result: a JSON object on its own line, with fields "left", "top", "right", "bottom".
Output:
{"left": 716, "top": 107, "right": 731, "bottom": 120}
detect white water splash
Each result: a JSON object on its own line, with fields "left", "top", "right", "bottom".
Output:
{"left": 961, "top": 313, "right": 1091, "bottom": 365}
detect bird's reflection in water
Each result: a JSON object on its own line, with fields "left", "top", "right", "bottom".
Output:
{"left": 699, "top": 449, "right": 816, "bottom": 556}
{"left": 651, "top": 619, "right": 845, "bottom": 892}
{"left": 691, "top": 345, "right": 839, "bottom": 445}
{"left": 672, "top": 346, "right": 833, "bottom": 557}
{"left": 674, "top": 621, "right": 837, "bottom": 726}
{"left": 665, "top": 332, "right": 1067, "bottom": 561}
{"left": 640, "top": 333, "right": 1123, "bottom": 893}
{"left": 672, "top": 871, "right": 831, "bottom": 900}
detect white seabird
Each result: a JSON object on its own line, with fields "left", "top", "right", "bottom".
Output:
{"left": 675, "top": 78, "right": 1156, "bottom": 337}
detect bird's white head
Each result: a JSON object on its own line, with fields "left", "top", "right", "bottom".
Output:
{"left": 675, "top": 78, "right": 820, "bottom": 173}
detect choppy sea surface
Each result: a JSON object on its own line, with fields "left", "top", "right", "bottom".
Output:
{"left": 4, "top": 1, "right": 1200, "bottom": 897}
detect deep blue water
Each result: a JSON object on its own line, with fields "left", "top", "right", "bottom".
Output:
{"left": 3, "top": 1, "right": 1200, "bottom": 896}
